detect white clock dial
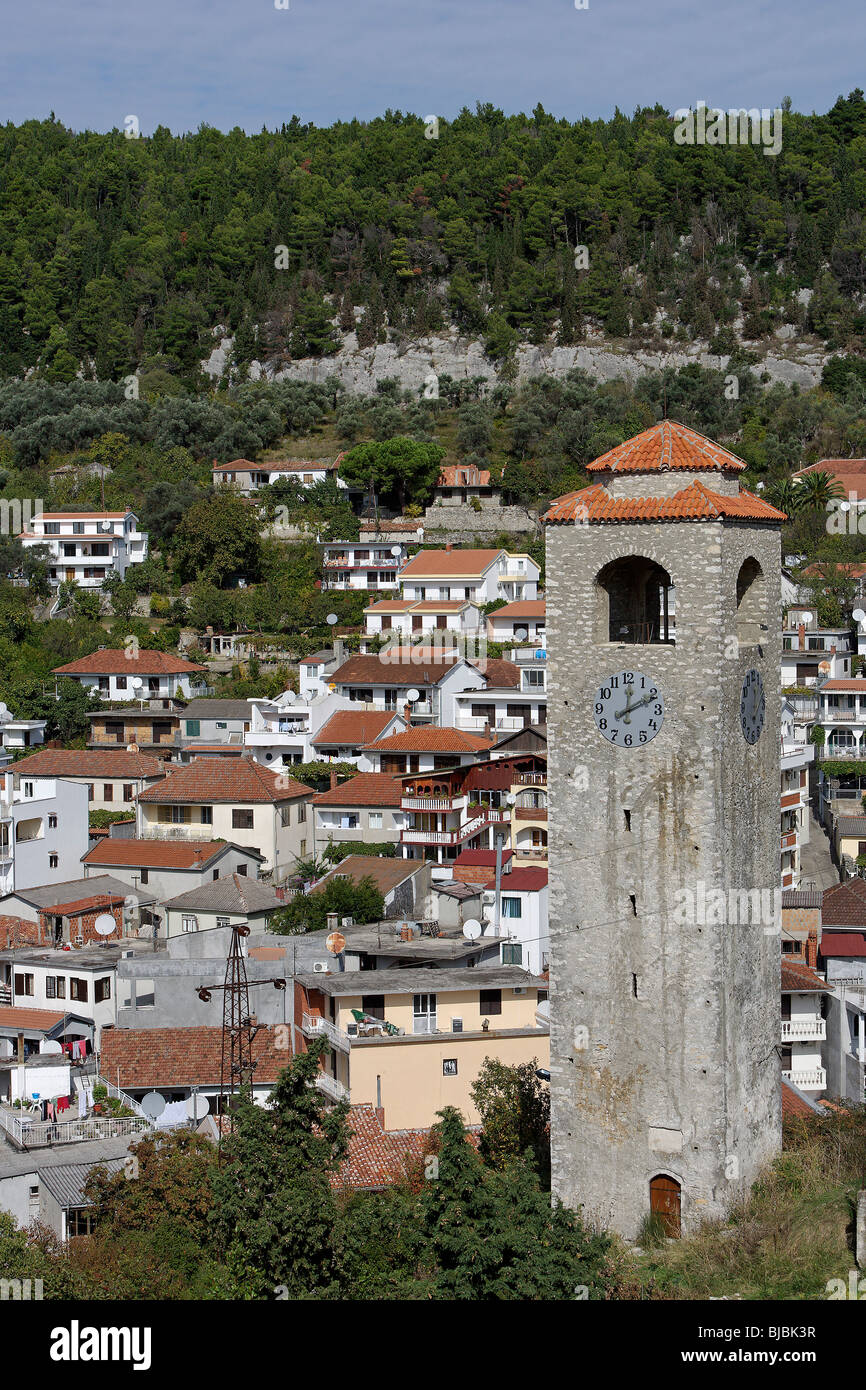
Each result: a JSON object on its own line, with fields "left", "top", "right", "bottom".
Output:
{"left": 593, "top": 670, "right": 664, "bottom": 747}
{"left": 740, "top": 668, "right": 765, "bottom": 744}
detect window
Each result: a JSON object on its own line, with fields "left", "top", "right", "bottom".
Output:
{"left": 362, "top": 994, "right": 386, "bottom": 1020}
{"left": 299, "top": 840, "right": 306, "bottom": 857}
{"left": 297, "top": 803, "right": 306, "bottom": 824}
{"left": 200, "top": 806, "right": 213, "bottom": 825}
{"left": 95, "top": 977, "right": 111, "bottom": 1003}
{"left": 236, "top": 863, "right": 248, "bottom": 876}
{"left": 215, "top": 721, "right": 227, "bottom": 729}
{"left": 140, "top": 868, "right": 149, "bottom": 885}
{"left": 116, "top": 676, "right": 127, "bottom": 690}
{"left": 123, "top": 784, "right": 133, "bottom": 801}
{"left": 443, "top": 1058, "right": 458, "bottom": 1076}
{"left": 98, "top": 678, "right": 109, "bottom": 692}
{"left": 280, "top": 805, "right": 291, "bottom": 827}
{"left": 136, "top": 979, "right": 155, "bottom": 1007}
{"left": 368, "top": 812, "right": 383, "bottom": 829}
{"left": 186, "top": 720, "right": 200, "bottom": 737}
{"left": 103, "top": 784, "right": 113, "bottom": 802}
{"left": 182, "top": 915, "right": 198, "bottom": 933}
{"left": 55, "top": 976, "right": 66, "bottom": 999}
{"left": 45, "top": 976, "right": 57, "bottom": 998}
{"left": 339, "top": 814, "right": 359, "bottom": 829}
{"left": 501, "top": 896, "right": 522, "bottom": 919}
{"left": 502, "top": 942, "right": 523, "bottom": 965}
{"left": 73, "top": 522, "right": 85, "bottom": 535}
{"left": 70, "top": 978, "right": 88, "bottom": 1002}
{"left": 48, "top": 814, "right": 58, "bottom": 829}
{"left": 87, "top": 785, "right": 94, "bottom": 802}
{"left": 413, "top": 993, "right": 437, "bottom": 1034}
{"left": 67, "top": 1208, "right": 96, "bottom": 1238}
{"left": 736, "top": 558, "right": 766, "bottom": 647}
{"left": 24, "top": 781, "right": 34, "bottom": 798}
{"left": 523, "top": 668, "right": 545, "bottom": 688}
{"left": 49, "top": 853, "right": 58, "bottom": 869}
{"left": 479, "top": 989, "right": 502, "bottom": 1016}
{"left": 596, "top": 556, "right": 675, "bottom": 645}
{"left": 232, "top": 809, "right": 254, "bottom": 830}
{"left": 216, "top": 917, "right": 230, "bottom": 930}
{"left": 14, "top": 973, "right": 34, "bottom": 996}
{"left": 170, "top": 805, "right": 188, "bottom": 824}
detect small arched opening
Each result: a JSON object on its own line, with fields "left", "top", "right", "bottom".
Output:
{"left": 597, "top": 557, "right": 675, "bottom": 645}
{"left": 736, "top": 557, "right": 767, "bottom": 648}
{"left": 649, "top": 1173, "right": 681, "bottom": 1238}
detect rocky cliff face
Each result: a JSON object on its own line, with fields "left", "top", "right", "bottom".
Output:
{"left": 202, "top": 326, "right": 827, "bottom": 394}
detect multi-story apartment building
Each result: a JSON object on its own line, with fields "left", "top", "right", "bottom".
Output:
{"left": 321, "top": 540, "right": 407, "bottom": 591}
{"left": 397, "top": 547, "right": 541, "bottom": 605}
{"left": 19, "top": 510, "right": 148, "bottom": 587}
{"left": 53, "top": 650, "right": 209, "bottom": 703}
{"left": 487, "top": 600, "right": 546, "bottom": 645}
{"left": 452, "top": 654, "right": 547, "bottom": 736}
{"left": 311, "top": 773, "right": 407, "bottom": 853}
{"left": 781, "top": 608, "right": 853, "bottom": 690}
{"left": 781, "top": 698, "right": 814, "bottom": 888}
{"left": 0, "top": 772, "right": 89, "bottom": 896}
{"left": 817, "top": 678, "right": 866, "bottom": 759}
{"left": 781, "top": 959, "right": 830, "bottom": 1096}
{"left": 819, "top": 878, "right": 866, "bottom": 1103}
{"left": 396, "top": 752, "right": 547, "bottom": 865}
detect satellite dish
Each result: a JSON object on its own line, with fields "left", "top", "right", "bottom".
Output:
{"left": 462, "top": 918, "right": 482, "bottom": 939}
{"left": 39, "top": 1039, "right": 63, "bottom": 1055}
{"left": 390, "top": 544, "right": 402, "bottom": 556}
{"left": 326, "top": 931, "right": 346, "bottom": 956}
{"left": 326, "top": 613, "right": 338, "bottom": 626}
{"left": 282, "top": 691, "right": 297, "bottom": 705}
{"left": 101, "top": 519, "right": 113, "bottom": 531}
{"left": 514, "top": 626, "right": 528, "bottom": 641}
{"left": 131, "top": 677, "right": 143, "bottom": 689}
{"left": 406, "top": 688, "right": 420, "bottom": 702}
{"left": 141, "top": 1091, "right": 166, "bottom": 1119}
{"left": 185, "top": 1093, "right": 209, "bottom": 1121}
{"left": 126, "top": 743, "right": 139, "bottom": 754}
{"left": 854, "top": 609, "right": 866, "bottom": 625}
{"left": 94, "top": 913, "right": 117, "bottom": 937}
{"left": 0, "top": 702, "right": 8, "bottom": 718}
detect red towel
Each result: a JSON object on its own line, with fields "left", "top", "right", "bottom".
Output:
{"left": 56, "top": 1096, "right": 69, "bottom": 1113}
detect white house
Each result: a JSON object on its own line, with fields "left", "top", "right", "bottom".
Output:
{"left": 363, "top": 598, "right": 483, "bottom": 642}
{"left": 52, "top": 649, "right": 208, "bottom": 703}
{"left": 478, "top": 866, "right": 549, "bottom": 975}
{"left": 0, "top": 772, "right": 89, "bottom": 896}
{"left": 487, "top": 601, "right": 546, "bottom": 645}
{"left": 781, "top": 699, "right": 814, "bottom": 889}
{"left": 0, "top": 705, "right": 46, "bottom": 754}
{"left": 81, "top": 835, "right": 265, "bottom": 904}
{"left": 817, "top": 679, "right": 866, "bottom": 759}
{"left": 298, "top": 650, "right": 342, "bottom": 701}
{"left": 9, "top": 748, "right": 166, "bottom": 814}
{"left": 19, "top": 510, "right": 148, "bottom": 588}
{"left": 136, "top": 756, "right": 314, "bottom": 881}
{"left": 161, "top": 874, "right": 283, "bottom": 939}
{"left": 322, "top": 541, "right": 407, "bottom": 592}
{"left": 330, "top": 653, "right": 487, "bottom": 725}
{"left": 452, "top": 656, "right": 546, "bottom": 736}
{"left": 0, "top": 943, "right": 138, "bottom": 1047}
{"left": 212, "top": 457, "right": 346, "bottom": 493}
{"left": 397, "top": 547, "right": 541, "bottom": 605}
{"left": 311, "top": 773, "right": 407, "bottom": 853}
{"left": 781, "top": 960, "right": 830, "bottom": 1096}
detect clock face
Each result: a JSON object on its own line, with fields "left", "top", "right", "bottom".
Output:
{"left": 593, "top": 671, "right": 664, "bottom": 747}
{"left": 740, "top": 668, "right": 765, "bottom": 744}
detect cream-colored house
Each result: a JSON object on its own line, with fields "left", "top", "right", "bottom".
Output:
{"left": 136, "top": 756, "right": 313, "bottom": 881}
{"left": 296, "top": 966, "right": 548, "bottom": 1127}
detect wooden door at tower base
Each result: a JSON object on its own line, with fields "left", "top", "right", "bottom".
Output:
{"left": 650, "top": 1174, "right": 681, "bottom": 1237}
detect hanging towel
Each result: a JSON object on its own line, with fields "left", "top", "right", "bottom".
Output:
{"left": 56, "top": 1096, "right": 70, "bottom": 1113}
{"left": 76, "top": 1039, "right": 86, "bottom": 1059}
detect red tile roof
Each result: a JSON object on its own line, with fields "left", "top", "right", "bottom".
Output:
{"left": 437, "top": 466, "right": 493, "bottom": 488}
{"left": 100, "top": 1025, "right": 290, "bottom": 1087}
{"left": 331, "top": 654, "right": 461, "bottom": 686}
{"left": 138, "top": 756, "right": 311, "bottom": 804}
{"left": 544, "top": 480, "right": 787, "bottom": 526}
{"left": 212, "top": 458, "right": 337, "bottom": 474}
{"left": 782, "top": 1080, "right": 819, "bottom": 1119}
{"left": 819, "top": 680, "right": 866, "bottom": 691}
{"left": 43, "top": 892, "right": 125, "bottom": 917}
{"left": 473, "top": 658, "right": 521, "bottom": 688}
{"left": 312, "top": 773, "right": 405, "bottom": 808}
{"left": 364, "top": 727, "right": 493, "bottom": 753}
{"left": 312, "top": 710, "right": 399, "bottom": 748}
{"left": 585, "top": 420, "right": 748, "bottom": 474}
{"left": 794, "top": 458, "right": 866, "bottom": 499}
{"left": 481, "top": 868, "right": 548, "bottom": 892}
{"left": 81, "top": 838, "right": 232, "bottom": 870}
{"left": 11, "top": 749, "right": 165, "bottom": 779}
{"left": 822, "top": 878, "right": 866, "bottom": 926}
{"left": 0, "top": 1006, "right": 66, "bottom": 1031}
{"left": 332, "top": 1104, "right": 432, "bottom": 1190}
{"left": 489, "top": 600, "right": 546, "bottom": 619}
{"left": 781, "top": 960, "right": 830, "bottom": 992}
{"left": 399, "top": 548, "right": 503, "bottom": 578}
{"left": 35, "top": 511, "right": 134, "bottom": 521}
{"left": 53, "top": 650, "right": 205, "bottom": 676}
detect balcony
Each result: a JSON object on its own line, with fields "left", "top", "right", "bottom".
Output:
{"left": 302, "top": 1013, "right": 351, "bottom": 1052}
{"left": 402, "top": 796, "right": 466, "bottom": 812}
{"left": 515, "top": 806, "right": 547, "bottom": 821}
{"left": 513, "top": 847, "right": 548, "bottom": 862}
{"left": 315, "top": 1071, "right": 350, "bottom": 1103}
{"left": 824, "top": 709, "right": 857, "bottom": 721}
{"left": 782, "top": 1067, "right": 826, "bottom": 1090}
{"left": 401, "top": 829, "right": 458, "bottom": 846}
{"left": 513, "top": 772, "right": 546, "bottom": 786}
{"left": 142, "top": 823, "right": 213, "bottom": 840}
{"left": 782, "top": 1019, "right": 826, "bottom": 1042}
{"left": 781, "top": 830, "right": 798, "bottom": 850}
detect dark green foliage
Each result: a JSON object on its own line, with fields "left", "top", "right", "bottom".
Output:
{"left": 269, "top": 874, "right": 385, "bottom": 935}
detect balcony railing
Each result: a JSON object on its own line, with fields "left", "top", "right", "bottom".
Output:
{"left": 782, "top": 1067, "right": 826, "bottom": 1090}
{"left": 401, "top": 829, "right": 458, "bottom": 845}
{"left": 781, "top": 831, "right": 798, "bottom": 850}
{"left": 302, "top": 1013, "right": 351, "bottom": 1052}
{"left": 513, "top": 772, "right": 546, "bottom": 786}
{"left": 0, "top": 1108, "right": 151, "bottom": 1149}
{"left": 402, "top": 796, "right": 464, "bottom": 811}
{"left": 781, "top": 1019, "right": 826, "bottom": 1042}
{"left": 315, "top": 1071, "right": 350, "bottom": 1102}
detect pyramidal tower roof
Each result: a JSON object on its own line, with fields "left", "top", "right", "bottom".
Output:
{"left": 585, "top": 419, "right": 747, "bottom": 474}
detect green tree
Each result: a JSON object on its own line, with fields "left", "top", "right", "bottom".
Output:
{"left": 172, "top": 490, "right": 262, "bottom": 586}
{"left": 339, "top": 437, "right": 444, "bottom": 511}
{"left": 470, "top": 1057, "right": 551, "bottom": 1186}
{"left": 269, "top": 874, "right": 385, "bottom": 935}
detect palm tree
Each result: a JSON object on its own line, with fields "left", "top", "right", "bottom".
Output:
{"left": 762, "top": 477, "right": 798, "bottom": 516}
{"left": 793, "top": 470, "right": 845, "bottom": 512}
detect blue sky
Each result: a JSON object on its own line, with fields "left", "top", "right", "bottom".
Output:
{"left": 2, "top": 0, "right": 863, "bottom": 133}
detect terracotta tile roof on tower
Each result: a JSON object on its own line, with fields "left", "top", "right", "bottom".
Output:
{"left": 585, "top": 420, "right": 748, "bottom": 474}
{"left": 543, "top": 480, "right": 787, "bottom": 525}
{"left": 11, "top": 749, "right": 165, "bottom": 779}
{"left": 137, "top": 756, "right": 310, "bottom": 804}
{"left": 363, "top": 727, "right": 493, "bottom": 753}
{"left": 822, "top": 877, "right": 866, "bottom": 925}
{"left": 53, "top": 650, "right": 205, "bottom": 676}
{"left": 312, "top": 773, "right": 405, "bottom": 807}
{"left": 312, "top": 709, "right": 398, "bottom": 747}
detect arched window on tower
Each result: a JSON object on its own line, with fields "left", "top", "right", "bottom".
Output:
{"left": 736, "top": 558, "right": 767, "bottom": 648}
{"left": 597, "top": 557, "right": 675, "bottom": 645}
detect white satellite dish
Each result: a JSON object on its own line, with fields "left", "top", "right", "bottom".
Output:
{"left": 514, "top": 626, "right": 528, "bottom": 641}
{"left": 39, "top": 1039, "right": 63, "bottom": 1055}
{"left": 101, "top": 519, "right": 113, "bottom": 531}
{"left": 94, "top": 913, "right": 117, "bottom": 937}
{"left": 326, "top": 613, "right": 338, "bottom": 626}
{"left": 126, "top": 743, "right": 139, "bottom": 754}
{"left": 282, "top": 691, "right": 297, "bottom": 705}
{"left": 130, "top": 677, "right": 143, "bottom": 689}
{"left": 390, "top": 544, "right": 402, "bottom": 556}
{"left": 406, "top": 687, "right": 420, "bottom": 702}
{"left": 854, "top": 609, "right": 866, "bottom": 625}
{"left": 141, "top": 1091, "right": 166, "bottom": 1119}
{"left": 185, "top": 1093, "right": 209, "bottom": 1121}
{"left": 462, "top": 918, "right": 482, "bottom": 940}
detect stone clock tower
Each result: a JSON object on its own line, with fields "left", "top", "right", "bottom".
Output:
{"left": 545, "top": 421, "right": 784, "bottom": 1240}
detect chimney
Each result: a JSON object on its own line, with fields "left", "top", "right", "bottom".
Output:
{"left": 484, "top": 720, "right": 492, "bottom": 742}
{"left": 445, "top": 541, "right": 453, "bottom": 552}
{"left": 326, "top": 912, "right": 339, "bottom": 932}
{"left": 330, "top": 770, "right": 338, "bottom": 790}
{"left": 798, "top": 622, "right": 805, "bottom": 651}
{"left": 333, "top": 638, "right": 346, "bottom": 664}
{"left": 806, "top": 927, "right": 818, "bottom": 969}
{"left": 403, "top": 702, "right": 412, "bottom": 727}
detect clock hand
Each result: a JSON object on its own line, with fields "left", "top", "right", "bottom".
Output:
{"left": 616, "top": 691, "right": 654, "bottom": 719}
{"left": 614, "top": 684, "right": 636, "bottom": 721}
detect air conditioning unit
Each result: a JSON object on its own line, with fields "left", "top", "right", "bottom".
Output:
{"left": 451, "top": 1018, "right": 463, "bottom": 1033}
{"left": 512, "top": 986, "right": 525, "bottom": 995}
{"left": 312, "top": 961, "right": 329, "bottom": 973}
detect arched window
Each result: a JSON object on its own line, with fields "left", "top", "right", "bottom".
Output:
{"left": 597, "top": 557, "right": 675, "bottom": 645}
{"left": 736, "top": 558, "right": 767, "bottom": 647}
